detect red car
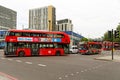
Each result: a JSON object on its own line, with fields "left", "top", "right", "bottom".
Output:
{"left": 78, "top": 48, "right": 89, "bottom": 55}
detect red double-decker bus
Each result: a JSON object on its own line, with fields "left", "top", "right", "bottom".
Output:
{"left": 78, "top": 42, "right": 102, "bottom": 55}
{"left": 4, "top": 29, "right": 70, "bottom": 57}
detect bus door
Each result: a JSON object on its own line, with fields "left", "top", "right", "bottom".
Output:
{"left": 5, "top": 42, "right": 17, "bottom": 55}
{"left": 63, "top": 44, "right": 69, "bottom": 54}
{"left": 31, "top": 43, "right": 39, "bottom": 56}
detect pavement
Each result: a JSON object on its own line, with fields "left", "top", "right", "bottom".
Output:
{"left": 95, "top": 50, "right": 120, "bottom": 62}
{"left": 95, "top": 55, "right": 120, "bottom": 62}
{"left": 0, "top": 72, "right": 17, "bottom": 80}
{"left": 0, "top": 49, "right": 3, "bottom": 51}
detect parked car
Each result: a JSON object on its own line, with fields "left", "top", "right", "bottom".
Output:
{"left": 69, "top": 45, "right": 78, "bottom": 54}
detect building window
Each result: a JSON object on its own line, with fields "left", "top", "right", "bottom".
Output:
{"left": 57, "top": 25, "right": 59, "bottom": 31}
{"left": 62, "top": 24, "right": 63, "bottom": 31}
{"left": 65, "top": 24, "right": 67, "bottom": 31}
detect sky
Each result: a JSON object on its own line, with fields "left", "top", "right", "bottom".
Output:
{"left": 1, "top": 0, "right": 120, "bottom": 38}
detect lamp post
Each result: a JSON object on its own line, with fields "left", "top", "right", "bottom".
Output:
{"left": 111, "top": 29, "right": 114, "bottom": 60}
{"left": 48, "top": 20, "right": 51, "bottom": 31}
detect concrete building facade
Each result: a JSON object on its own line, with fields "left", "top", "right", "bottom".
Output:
{"left": 29, "top": 5, "right": 56, "bottom": 31}
{"left": 0, "top": 5, "right": 17, "bottom": 30}
{"left": 56, "top": 19, "right": 73, "bottom": 31}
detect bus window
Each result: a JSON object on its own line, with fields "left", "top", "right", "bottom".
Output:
{"left": 54, "top": 34, "right": 64, "bottom": 38}
{"left": 31, "top": 33, "right": 40, "bottom": 37}
{"left": 15, "top": 32, "right": 22, "bottom": 36}
{"left": 96, "top": 44, "right": 102, "bottom": 49}
{"left": 58, "top": 44, "right": 63, "bottom": 48}
{"left": 39, "top": 44, "right": 42, "bottom": 48}
{"left": 54, "top": 44, "right": 57, "bottom": 48}
{"left": 41, "top": 33, "right": 47, "bottom": 37}
{"left": 31, "top": 44, "right": 35, "bottom": 48}
{"left": 18, "top": 43, "right": 30, "bottom": 48}
{"left": 22, "top": 33, "right": 30, "bottom": 36}
{"left": 54, "top": 44, "right": 63, "bottom": 48}
{"left": 47, "top": 34, "right": 53, "bottom": 37}
{"left": 0, "top": 34, "right": 3, "bottom": 38}
{"left": 7, "top": 42, "right": 17, "bottom": 47}
{"left": 49, "top": 44, "right": 54, "bottom": 48}
{"left": 18, "top": 43, "right": 24, "bottom": 48}
{"left": 24, "top": 43, "right": 30, "bottom": 48}
{"left": 42, "top": 44, "right": 46, "bottom": 48}
{"left": 9, "top": 32, "right": 15, "bottom": 36}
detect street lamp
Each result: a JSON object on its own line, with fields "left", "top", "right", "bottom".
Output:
{"left": 48, "top": 20, "right": 51, "bottom": 31}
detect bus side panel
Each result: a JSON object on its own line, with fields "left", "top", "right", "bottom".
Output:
{"left": 46, "top": 48, "right": 64, "bottom": 56}
{"left": 39, "top": 48, "right": 65, "bottom": 56}
{"left": 39, "top": 48, "right": 45, "bottom": 55}
{"left": 48, "top": 49, "right": 56, "bottom": 55}
{"left": 39, "top": 48, "right": 55, "bottom": 56}
{"left": 17, "top": 48, "right": 31, "bottom": 56}
{"left": 24, "top": 48, "right": 31, "bottom": 56}
{"left": 61, "top": 49, "right": 65, "bottom": 55}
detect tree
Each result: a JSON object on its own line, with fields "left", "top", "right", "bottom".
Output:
{"left": 103, "top": 23, "right": 120, "bottom": 42}
{"left": 116, "top": 23, "right": 120, "bottom": 30}
{"left": 103, "top": 31, "right": 112, "bottom": 41}
{"left": 80, "top": 38, "right": 88, "bottom": 42}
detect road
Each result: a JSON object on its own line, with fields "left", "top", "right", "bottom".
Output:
{"left": 0, "top": 50, "right": 120, "bottom": 80}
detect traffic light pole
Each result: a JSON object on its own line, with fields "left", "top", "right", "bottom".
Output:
{"left": 111, "top": 29, "right": 114, "bottom": 60}
{"left": 108, "top": 29, "right": 120, "bottom": 60}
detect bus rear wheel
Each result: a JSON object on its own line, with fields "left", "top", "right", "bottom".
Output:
{"left": 56, "top": 51, "right": 61, "bottom": 56}
{"left": 18, "top": 51, "right": 25, "bottom": 57}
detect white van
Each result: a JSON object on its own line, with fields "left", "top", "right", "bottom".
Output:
{"left": 69, "top": 45, "right": 78, "bottom": 54}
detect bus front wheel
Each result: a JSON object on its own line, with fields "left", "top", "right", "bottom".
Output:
{"left": 18, "top": 51, "right": 25, "bottom": 57}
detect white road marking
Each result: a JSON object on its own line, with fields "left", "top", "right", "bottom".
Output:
{"left": 38, "top": 64, "right": 46, "bottom": 67}
{"left": 8, "top": 59, "right": 13, "bottom": 61}
{"left": 84, "top": 69, "right": 87, "bottom": 72}
{"left": 76, "top": 72, "right": 79, "bottom": 74}
{"left": 65, "top": 75, "right": 68, "bottom": 77}
{"left": 58, "top": 77, "right": 62, "bottom": 79}
{"left": 75, "top": 54, "right": 78, "bottom": 56}
{"left": 1, "top": 58, "right": 5, "bottom": 59}
{"left": 71, "top": 73, "right": 74, "bottom": 76}
{"left": 25, "top": 62, "right": 32, "bottom": 64}
{"left": 81, "top": 71, "right": 84, "bottom": 72}
{"left": 16, "top": 60, "right": 22, "bottom": 63}
{"left": 58, "top": 64, "right": 107, "bottom": 79}
{"left": 56, "top": 64, "right": 107, "bottom": 80}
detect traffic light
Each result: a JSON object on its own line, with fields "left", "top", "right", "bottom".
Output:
{"left": 114, "top": 30, "right": 119, "bottom": 38}
{"left": 108, "top": 31, "right": 112, "bottom": 39}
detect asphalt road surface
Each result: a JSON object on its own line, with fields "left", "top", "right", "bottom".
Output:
{"left": 0, "top": 50, "right": 120, "bottom": 80}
